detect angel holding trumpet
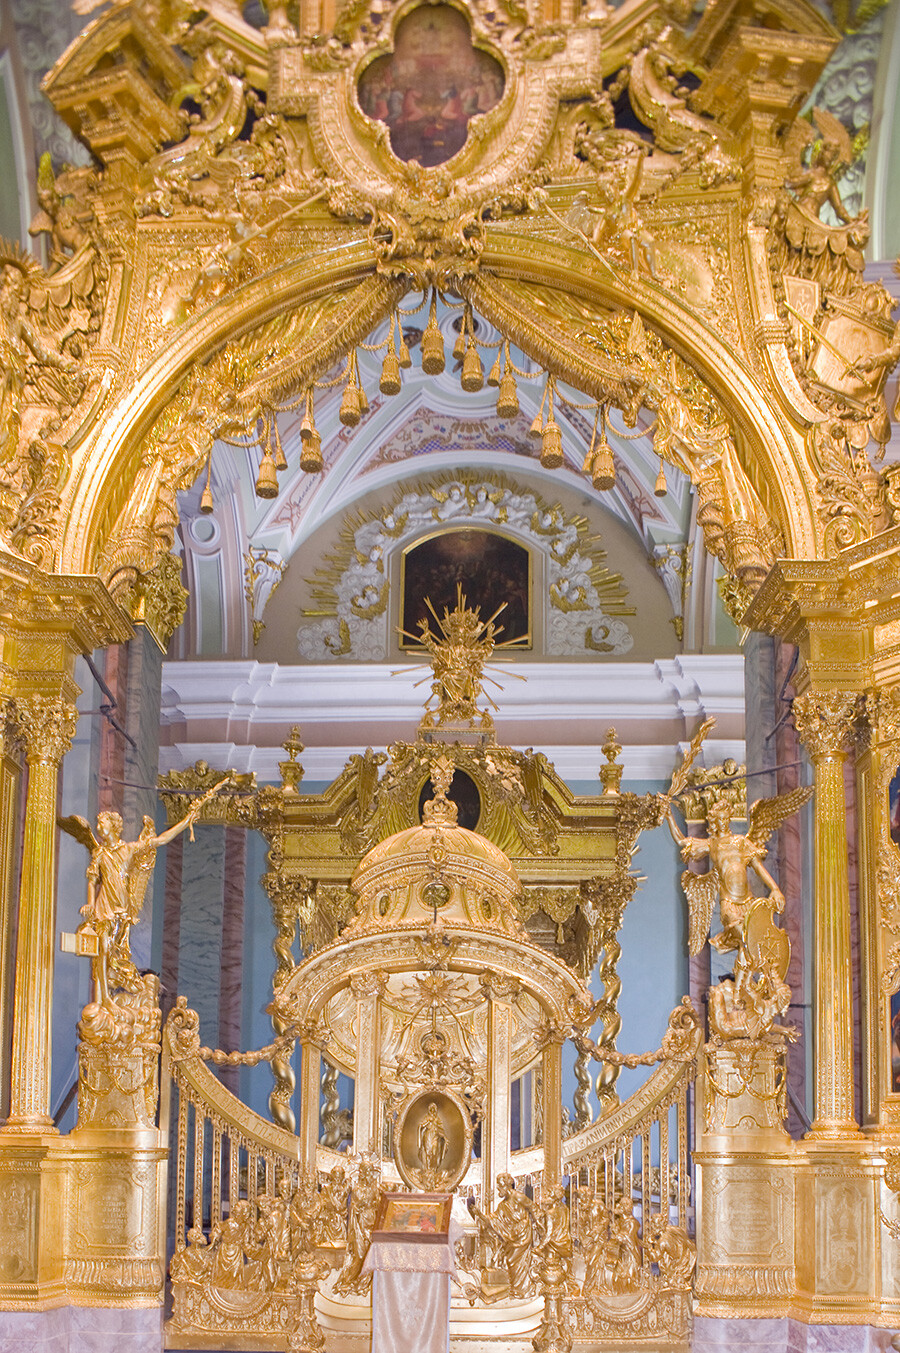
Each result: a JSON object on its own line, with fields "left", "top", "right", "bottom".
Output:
{"left": 60, "top": 777, "right": 232, "bottom": 1005}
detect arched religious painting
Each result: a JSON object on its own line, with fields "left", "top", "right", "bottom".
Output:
{"left": 357, "top": 5, "right": 505, "bottom": 166}
{"left": 400, "top": 528, "right": 531, "bottom": 649}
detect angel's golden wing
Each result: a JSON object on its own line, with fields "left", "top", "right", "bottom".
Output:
{"left": 783, "top": 118, "right": 815, "bottom": 176}
{"left": 126, "top": 826, "right": 157, "bottom": 923}
{"left": 812, "top": 107, "right": 852, "bottom": 166}
{"left": 127, "top": 853, "right": 155, "bottom": 924}
{"left": 746, "top": 784, "right": 814, "bottom": 853}
{"left": 682, "top": 869, "right": 718, "bottom": 956}
{"left": 58, "top": 813, "right": 98, "bottom": 853}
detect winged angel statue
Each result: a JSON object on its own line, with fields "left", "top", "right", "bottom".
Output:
{"left": 60, "top": 779, "right": 230, "bottom": 1005}
{"left": 665, "top": 720, "right": 813, "bottom": 1040}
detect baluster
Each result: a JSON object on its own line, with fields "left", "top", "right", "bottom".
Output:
{"left": 192, "top": 1102, "right": 204, "bottom": 1232}
{"left": 229, "top": 1131, "right": 239, "bottom": 1208}
{"left": 677, "top": 1086, "right": 688, "bottom": 1228}
{"left": 176, "top": 1079, "right": 188, "bottom": 1250}
{"left": 641, "top": 1131, "right": 650, "bottom": 1265}
{"left": 248, "top": 1147, "right": 258, "bottom": 1209}
{"left": 211, "top": 1124, "right": 223, "bottom": 1228}
{"left": 659, "top": 1108, "right": 670, "bottom": 1221}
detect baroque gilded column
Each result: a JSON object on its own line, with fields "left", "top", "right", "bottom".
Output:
{"left": 263, "top": 873, "right": 310, "bottom": 1134}
{"left": 4, "top": 695, "right": 78, "bottom": 1131}
{"left": 793, "top": 690, "right": 862, "bottom": 1139}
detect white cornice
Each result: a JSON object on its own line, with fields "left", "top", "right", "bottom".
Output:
{"left": 159, "top": 655, "right": 745, "bottom": 783}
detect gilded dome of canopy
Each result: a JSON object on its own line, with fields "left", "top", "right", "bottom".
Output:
{"left": 347, "top": 790, "right": 522, "bottom": 934}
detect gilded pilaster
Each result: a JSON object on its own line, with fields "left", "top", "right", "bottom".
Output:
{"left": 539, "top": 1022, "right": 566, "bottom": 1187}
{"left": 858, "top": 688, "right": 900, "bottom": 1133}
{"left": 3, "top": 696, "right": 78, "bottom": 1132}
{"left": 0, "top": 729, "right": 23, "bottom": 1122}
{"left": 349, "top": 970, "right": 386, "bottom": 1157}
{"left": 793, "top": 690, "right": 863, "bottom": 1140}
{"left": 297, "top": 1021, "right": 326, "bottom": 1179}
{"left": 480, "top": 972, "right": 518, "bottom": 1203}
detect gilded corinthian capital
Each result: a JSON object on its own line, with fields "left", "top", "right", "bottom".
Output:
{"left": 792, "top": 691, "right": 861, "bottom": 758}
{"left": 7, "top": 695, "right": 78, "bottom": 765}
{"left": 864, "top": 688, "right": 900, "bottom": 746}
{"left": 349, "top": 970, "right": 387, "bottom": 1000}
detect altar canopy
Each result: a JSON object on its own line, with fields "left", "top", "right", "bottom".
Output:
{"left": 1, "top": 0, "right": 900, "bottom": 1348}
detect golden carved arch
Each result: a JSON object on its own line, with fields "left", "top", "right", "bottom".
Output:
{"left": 59, "top": 260, "right": 403, "bottom": 582}
{"left": 6, "top": 0, "right": 891, "bottom": 622}
{"left": 57, "top": 228, "right": 820, "bottom": 607}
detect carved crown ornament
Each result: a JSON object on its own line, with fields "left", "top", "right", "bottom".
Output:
{"left": 5, "top": 0, "right": 899, "bottom": 610}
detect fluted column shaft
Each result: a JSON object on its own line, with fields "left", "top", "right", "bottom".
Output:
{"left": 4, "top": 696, "right": 77, "bottom": 1131}
{"left": 298, "top": 1023, "right": 323, "bottom": 1177}
{"left": 793, "top": 691, "right": 861, "bottom": 1139}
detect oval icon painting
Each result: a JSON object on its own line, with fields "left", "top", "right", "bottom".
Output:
{"left": 394, "top": 1087, "right": 473, "bottom": 1192}
{"left": 357, "top": 5, "right": 505, "bottom": 167}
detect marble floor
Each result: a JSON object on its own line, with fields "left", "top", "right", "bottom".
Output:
{"left": 0, "top": 1310, "right": 897, "bottom": 1353}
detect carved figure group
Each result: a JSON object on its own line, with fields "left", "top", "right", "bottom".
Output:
{"left": 644, "top": 1214, "right": 696, "bottom": 1290}
{"left": 406, "top": 589, "right": 507, "bottom": 730}
{"left": 473, "top": 1172, "right": 537, "bottom": 1298}
{"left": 334, "top": 1160, "right": 381, "bottom": 1296}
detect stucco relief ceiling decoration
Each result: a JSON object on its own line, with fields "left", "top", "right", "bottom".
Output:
{"left": 294, "top": 472, "right": 635, "bottom": 661}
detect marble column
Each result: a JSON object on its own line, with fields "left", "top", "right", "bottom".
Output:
{"left": 96, "top": 629, "right": 164, "bottom": 974}
{"left": 793, "top": 690, "right": 862, "bottom": 1139}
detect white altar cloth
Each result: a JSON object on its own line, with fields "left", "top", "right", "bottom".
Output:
{"left": 364, "top": 1229, "right": 458, "bottom": 1353}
